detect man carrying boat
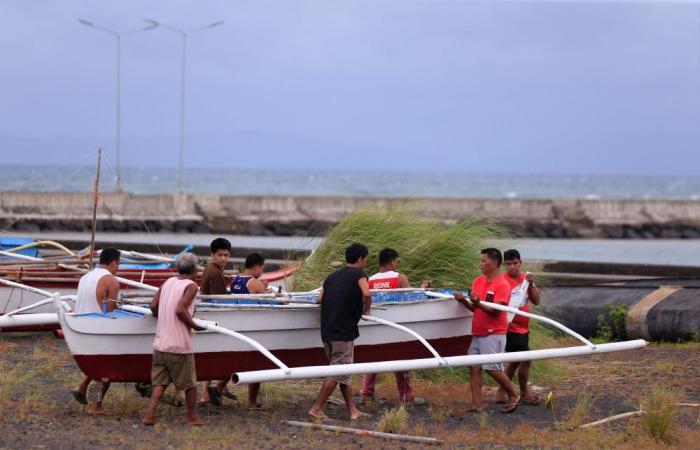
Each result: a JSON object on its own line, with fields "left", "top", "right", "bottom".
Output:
{"left": 71, "top": 247, "right": 120, "bottom": 414}
{"left": 199, "top": 238, "right": 239, "bottom": 405}
{"left": 454, "top": 248, "right": 520, "bottom": 413}
{"left": 206, "top": 252, "right": 268, "bottom": 409}
{"left": 142, "top": 253, "right": 205, "bottom": 427}
{"left": 309, "top": 243, "right": 371, "bottom": 420}
{"left": 495, "top": 249, "right": 542, "bottom": 406}
{"left": 361, "top": 247, "right": 430, "bottom": 405}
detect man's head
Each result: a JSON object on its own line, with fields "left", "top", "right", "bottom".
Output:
{"left": 244, "top": 252, "right": 265, "bottom": 278}
{"left": 345, "top": 243, "right": 369, "bottom": 269}
{"left": 175, "top": 252, "right": 199, "bottom": 279}
{"left": 503, "top": 249, "right": 522, "bottom": 278}
{"left": 210, "top": 238, "right": 231, "bottom": 268}
{"left": 378, "top": 247, "right": 399, "bottom": 270}
{"left": 479, "top": 247, "right": 502, "bottom": 277}
{"left": 99, "top": 248, "right": 121, "bottom": 274}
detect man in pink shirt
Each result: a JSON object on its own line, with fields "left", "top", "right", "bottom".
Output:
{"left": 142, "top": 253, "right": 205, "bottom": 427}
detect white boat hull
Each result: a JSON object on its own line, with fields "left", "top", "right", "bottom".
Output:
{"left": 56, "top": 298, "right": 473, "bottom": 382}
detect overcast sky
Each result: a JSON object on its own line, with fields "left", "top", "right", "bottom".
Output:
{"left": 1, "top": 0, "right": 699, "bottom": 175}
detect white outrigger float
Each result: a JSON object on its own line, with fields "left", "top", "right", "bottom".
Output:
{"left": 46, "top": 283, "right": 647, "bottom": 385}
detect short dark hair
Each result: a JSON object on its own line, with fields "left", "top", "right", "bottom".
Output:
{"left": 99, "top": 248, "right": 121, "bottom": 265}
{"left": 481, "top": 247, "right": 503, "bottom": 267}
{"left": 345, "top": 243, "right": 369, "bottom": 264}
{"left": 378, "top": 247, "right": 399, "bottom": 266}
{"left": 244, "top": 252, "right": 265, "bottom": 269}
{"left": 503, "top": 249, "right": 521, "bottom": 261}
{"left": 210, "top": 238, "right": 232, "bottom": 254}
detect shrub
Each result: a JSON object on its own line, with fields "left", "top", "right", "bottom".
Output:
{"left": 378, "top": 405, "right": 408, "bottom": 433}
{"left": 641, "top": 387, "right": 678, "bottom": 443}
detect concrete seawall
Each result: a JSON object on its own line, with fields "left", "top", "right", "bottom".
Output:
{"left": 1, "top": 191, "right": 700, "bottom": 238}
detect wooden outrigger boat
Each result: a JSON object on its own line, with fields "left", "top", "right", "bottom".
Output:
{"left": 55, "top": 291, "right": 471, "bottom": 383}
{"left": 50, "top": 288, "right": 647, "bottom": 385}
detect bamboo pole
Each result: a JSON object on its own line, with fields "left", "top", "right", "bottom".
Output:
{"left": 88, "top": 149, "right": 102, "bottom": 270}
{"left": 285, "top": 421, "right": 440, "bottom": 445}
{"left": 578, "top": 410, "right": 645, "bottom": 429}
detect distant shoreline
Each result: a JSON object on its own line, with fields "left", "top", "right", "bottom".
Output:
{"left": 1, "top": 191, "right": 699, "bottom": 240}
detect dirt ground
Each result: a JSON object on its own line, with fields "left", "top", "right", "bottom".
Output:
{"left": 0, "top": 333, "right": 698, "bottom": 449}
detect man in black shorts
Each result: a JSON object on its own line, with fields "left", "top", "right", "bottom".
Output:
{"left": 308, "top": 243, "right": 371, "bottom": 420}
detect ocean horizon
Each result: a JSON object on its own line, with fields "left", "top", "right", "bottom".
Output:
{"left": 1, "top": 164, "right": 699, "bottom": 200}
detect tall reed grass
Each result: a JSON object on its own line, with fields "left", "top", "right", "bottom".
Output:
{"left": 293, "top": 205, "right": 564, "bottom": 384}
{"left": 292, "top": 205, "right": 503, "bottom": 291}
{"left": 641, "top": 387, "right": 679, "bottom": 443}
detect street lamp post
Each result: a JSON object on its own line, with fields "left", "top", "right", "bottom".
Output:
{"left": 144, "top": 19, "right": 224, "bottom": 193}
{"left": 78, "top": 19, "right": 158, "bottom": 191}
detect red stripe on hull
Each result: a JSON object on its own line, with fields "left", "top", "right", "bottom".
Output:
{"left": 0, "top": 323, "right": 60, "bottom": 332}
{"left": 73, "top": 335, "right": 472, "bottom": 383}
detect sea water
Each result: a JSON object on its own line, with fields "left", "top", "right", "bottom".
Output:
{"left": 2, "top": 165, "right": 700, "bottom": 199}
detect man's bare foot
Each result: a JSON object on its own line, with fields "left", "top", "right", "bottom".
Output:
{"left": 87, "top": 404, "right": 110, "bottom": 415}
{"left": 350, "top": 410, "right": 370, "bottom": 420}
{"left": 494, "top": 388, "right": 507, "bottom": 404}
{"left": 466, "top": 404, "right": 483, "bottom": 413}
{"left": 308, "top": 408, "right": 329, "bottom": 420}
{"left": 142, "top": 418, "right": 155, "bottom": 426}
{"left": 185, "top": 418, "right": 206, "bottom": 427}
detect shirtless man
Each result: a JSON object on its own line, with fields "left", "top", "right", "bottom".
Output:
{"left": 71, "top": 248, "right": 120, "bottom": 413}
{"left": 207, "top": 253, "right": 269, "bottom": 409}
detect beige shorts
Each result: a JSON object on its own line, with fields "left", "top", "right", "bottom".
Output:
{"left": 323, "top": 341, "right": 354, "bottom": 385}
{"left": 151, "top": 350, "right": 197, "bottom": 391}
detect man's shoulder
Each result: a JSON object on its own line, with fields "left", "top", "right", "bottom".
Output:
{"left": 203, "top": 262, "right": 222, "bottom": 275}
{"left": 493, "top": 275, "right": 512, "bottom": 290}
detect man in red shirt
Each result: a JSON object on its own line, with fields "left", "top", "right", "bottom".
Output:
{"left": 454, "top": 248, "right": 520, "bottom": 413}
{"left": 495, "top": 249, "right": 542, "bottom": 405}
{"left": 360, "top": 248, "right": 430, "bottom": 404}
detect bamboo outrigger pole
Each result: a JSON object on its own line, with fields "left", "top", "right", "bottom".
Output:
{"left": 88, "top": 149, "right": 102, "bottom": 270}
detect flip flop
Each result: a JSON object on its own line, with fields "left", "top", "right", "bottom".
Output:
{"left": 71, "top": 390, "right": 87, "bottom": 405}
{"left": 221, "top": 389, "right": 237, "bottom": 400}
{"left": 247, "top": 403, "right": 269, "bottom": 410}
{"left": 207, "top": 386, "right": 222, "bottom": 406}
{"left": 501, "top": 400, "right": 520, "bottom": 414}
{"left": 467, "top": 407, "right": 483, "bottom": 413}
{"left": 521, "top": 396, "right": 541, "bottom": 406}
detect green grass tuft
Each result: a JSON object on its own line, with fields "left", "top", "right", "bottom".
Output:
{"left": 377, "top": 404, "right": 408, "bottom": 433}
{"left": 291, "top": 204, "right": 504, "bottom": 291}
{"left": 641, "top": 387, "right": 679, "bottom": 443}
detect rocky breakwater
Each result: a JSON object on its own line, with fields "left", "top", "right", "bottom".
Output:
{"left": 1, "top": 191, "right": 699, "bottom": 238}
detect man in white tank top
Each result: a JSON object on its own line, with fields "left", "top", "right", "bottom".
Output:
{"left": 71, "top": 248, "right": 121, "bottom": 413}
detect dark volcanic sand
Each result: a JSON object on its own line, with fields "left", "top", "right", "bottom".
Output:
{"left": 0, "top": 333, "right": 698, "bottom": 449}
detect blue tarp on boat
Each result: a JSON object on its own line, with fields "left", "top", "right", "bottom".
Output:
{"left": 0, "top": 237, "right": 41, "bottom": 259}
